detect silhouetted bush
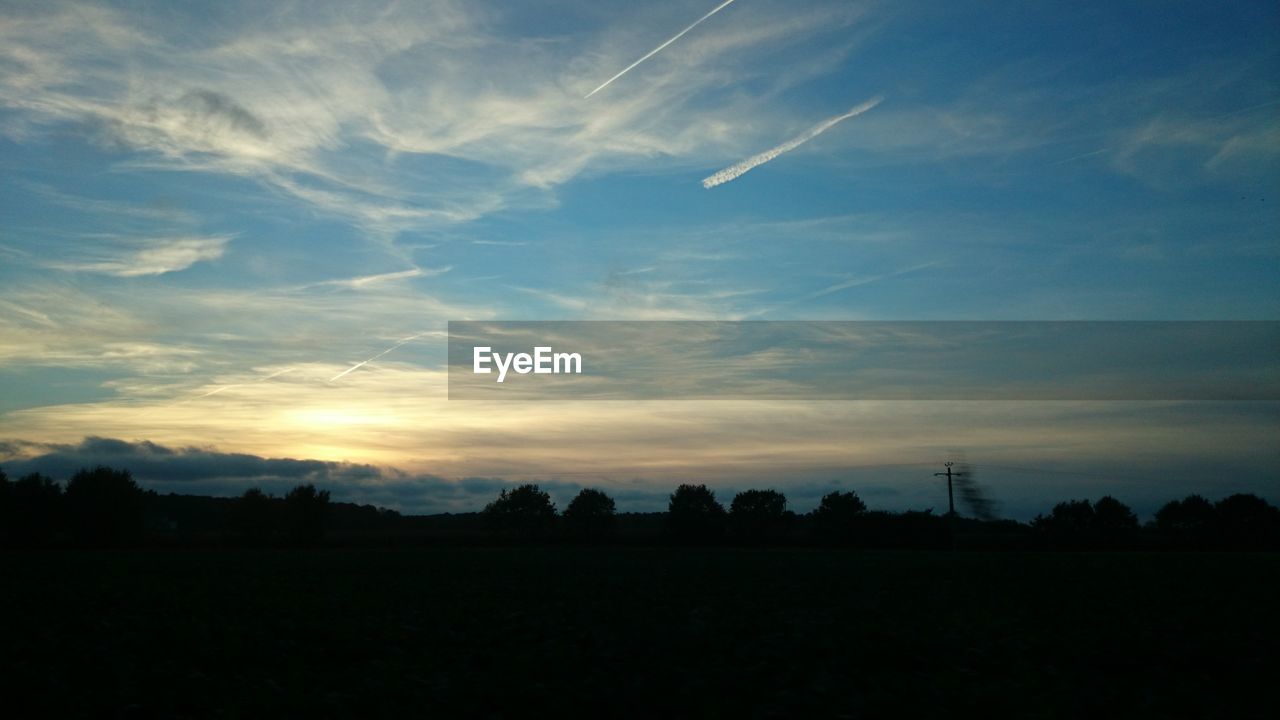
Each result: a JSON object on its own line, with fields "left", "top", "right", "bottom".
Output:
{"left": 285, "top": 484, "right": 330, "bottom": 544}
{"left": 563, "top": 488, "right": 617, "bottom": 542}
{"left": 729, "top": 489, "right": 788, "bottom": 542}
{"left": 328, "top": 502, "right": 402, "bottom": 533}
{"left": 840, "top": 509, "right": 951, "bottom": 549}
{"left": 811, "top": 490, "right": 867, "bottom": 543}
{"left": 64, "top": 466, "right": 143, "bottom": 546}
{"left": 895, "top": 510, "right": 952, "bottom": 549}
{"left": 484, "top": 484, "right": 557, "bottom": 539}
{"left": 666, "top": 484, "right": 726, "bottom": 542}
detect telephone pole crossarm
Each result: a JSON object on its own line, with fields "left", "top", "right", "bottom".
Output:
{"left": 934, "top": 462, "right": 955, "bottom": 516}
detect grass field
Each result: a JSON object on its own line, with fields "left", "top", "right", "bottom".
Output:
{"left": 3, "top": 548, "right": 1276, "bottom": 718}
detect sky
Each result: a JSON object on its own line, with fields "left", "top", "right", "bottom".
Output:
{"left": 1, "top": 0, "right": 1277, "bottom": 518}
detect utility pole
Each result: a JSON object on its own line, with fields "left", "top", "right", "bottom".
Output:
{"left": 934, "top": 462, "right": 956, "bottom": 517}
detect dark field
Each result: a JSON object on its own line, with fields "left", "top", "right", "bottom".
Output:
{"left": 3, "top": 549, "right": 1276, "bottom": 718}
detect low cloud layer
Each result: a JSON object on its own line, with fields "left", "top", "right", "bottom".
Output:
{"left": 0, "top": 436, "right": 613, "bottom": 514}
{"left": 0, "top": 435, "right": 910, "bottom": 515}
{"left": 0, "top": 436, "right": 381, "bottom": 485}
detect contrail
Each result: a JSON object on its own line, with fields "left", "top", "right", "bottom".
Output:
{"left": 584, "top": 0, "right": 739, "bottom": 99}
{"left": 702, "top": 95, "right": 883, "bottom": 189}
{"left": 1048, "top": 147, "right": 1109, "bottom": 166}
{"left": 329, "top": 332, "right": 432, "bottom": 383}
{"left": 176, "top": 367, "right": 296, "bottom": 404}
{"left": 803, "top": 261, "right": 941, "bottom": 301}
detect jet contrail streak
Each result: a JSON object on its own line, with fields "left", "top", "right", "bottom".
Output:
{"left": 329, "top": 332, "right": 431, "bottom": 383}
{"left": 1048, "top": 147, "right": 1109, "bottom": 166}
{"left": 176, "top": 367, "right": 296, "bottom": 405}
{"left": 702, "top": 95, "right": 883, "bottom": 189}
{"left": 193, "top": 385, "right": 234, "bottom": 400}
{"left": 584, "top": 0, "right": 739, "bottom": 99}
{"left": 803, "top": 261, "right": 941, "bottom": 301}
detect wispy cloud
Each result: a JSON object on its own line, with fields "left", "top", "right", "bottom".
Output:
{"left": 46, "top": 235, "right": 234, "bottom": 277}
{"left": 20, "top": 182, "right": 199, "bottom": 226}
{"left": 472, "top": 239, "right": 529, "bottom": 247}
{"left": 1, "top": 0, "right": 864, "bottom": 252}
{"left": 511, "top": 278, "right": 765, "bottom": 320}
{"left": 1108, "top": 109, "right": 1280, "bottom": 188}
{"left": 2, "top": 184, "right": 228, "bottom": 278}
{"left": 703, "top": 95, "right": 882, "bottom": 188}
{"left": 0, "top": 268, "right": 494, "bottom": 381}
{"left": 307, "top": 267, "right": 451, "bottom": 290}
{"left": 583, "top": 0, "right": 740, "bottom": 99}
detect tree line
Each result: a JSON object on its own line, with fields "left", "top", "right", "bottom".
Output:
{"left": 0, "top": 465, "right": 379, "bottom": 547}
{"left": 2, "top": 465, "right": 1278, "bottom": 549}
{"left": 486, "top": 482, "right": 1280, "bottom": 549}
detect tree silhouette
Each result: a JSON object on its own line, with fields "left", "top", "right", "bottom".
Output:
{"left": 563, "top": 488, "right": 617, "bottom": 542}
{"left": 284, "top": 484, "right": 330, "bottom": 544}
{"left": 729, "top": 489, "right": 788, "bottom": 542}
{"left": 812, "top": 490, "right": 867, "bottom": 543}
{"left": 231, "top": 487, "right": 278, "bottom": 543}
{"left": 1033, "top": 496, "right": 1138, "bottom": 548}
{"left": 1093, "top": 496, "right": 1137, "bottom": 528}
{"left": 1092, "top": 495, "right": 1138, "bottom": 546}
{"left": 1154, "top": 494, "right": 1215, "bottom": 547}
{"left": 666, "top": 484, "right": 726, "bottom": 542}
{"left": 15, "top": 473, "right": 64, "bottom": 541}
{"left": 1033, "top": 499, "right": 1093, "bottom": 530}
{"left": 64, "top": 466, "right": 143, "bottom": 546}
{"left": 484, "top": 484, "right": 557, "bottom": 539}
{"left": 1213, "top": 493, "right": 1280, "bottom": 549}
{"left": 0, "top": 467, "right": 8, "bottom": 541}
{"left": 1031, "top": 499, "right": 1093, "bottom": 547}
{"left": 4, "top": 470, "right": 66, "bottom": 545}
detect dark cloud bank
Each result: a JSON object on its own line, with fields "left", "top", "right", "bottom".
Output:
{"left": 0, "top": 437, "right": 613, "bottom": 515}
{"left": 0, "top": 436, "right": 907, "bottom": 517}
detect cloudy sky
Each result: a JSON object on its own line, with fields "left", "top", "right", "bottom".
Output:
{"left": 1, "top": 0, "right": 1276, "bottom": 517}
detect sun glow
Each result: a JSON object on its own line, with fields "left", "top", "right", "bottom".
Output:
{"left": 288, "top": 408, "right": 401, "bottom": 430}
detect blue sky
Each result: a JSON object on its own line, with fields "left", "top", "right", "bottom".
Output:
{"left": 0, "top": 0, "right": 1277, "bottom": 516}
